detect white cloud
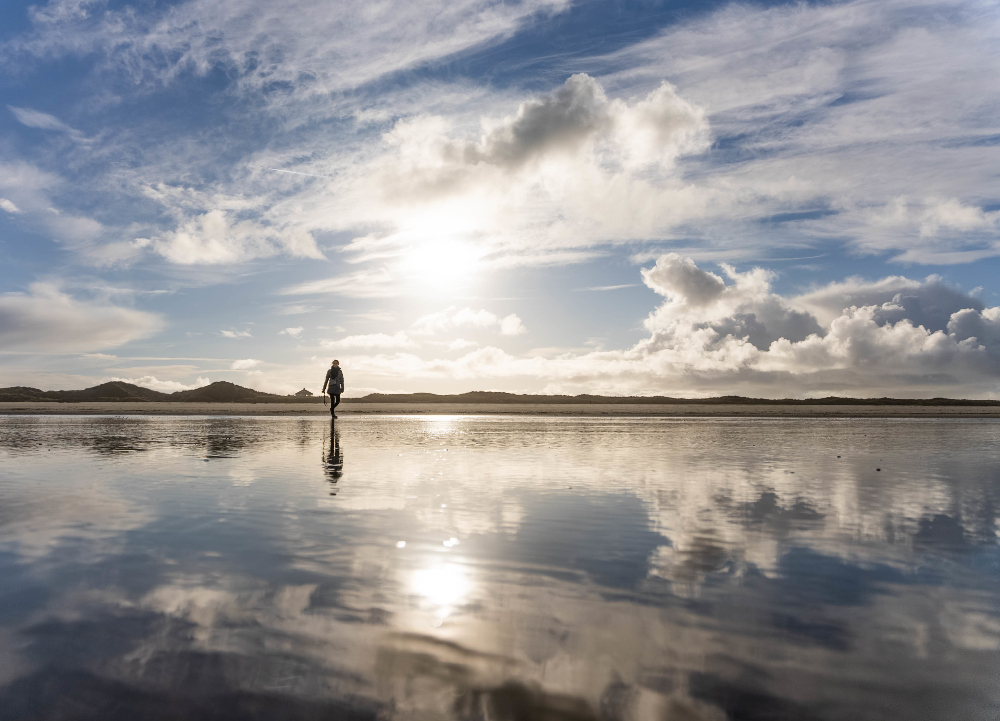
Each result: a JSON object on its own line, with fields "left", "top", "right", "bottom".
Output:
{"left": 852, "top": 197, "right": 1000, "bottom": 263}
{"left": 795, "top": 273, "right": 982, "bottom": 330}
{"left": 577, "top": 284, "right": 637, "bottom": 292}
{"left": 275, "top": 304, "right": 318, "bottom": 316}
{"left": 230, "top": 358, "right": 261, "bottom": 369}
{"left": 339, "top": 254, "right": 1000, "bottom": 397}
{"left": 499, "top": 313, "right": 526, "bottom": 336}
{"left": 7, "top": 105, "right": 87, "bottom": 142}
{"left": 0, "top": 162, "right": 105, "bottom": 250}
{"left": 439, "top": 73, "right": 706, "bottom": 172}
{"left": 0, "top": 283, "right": 162, "bottom": 351}
{"left": 283, "top": 268, "right": 397, "bottom": 298}
{"left": 411, "top": 306, "right": 527, "bottom": 336}
{"left": 588, "top": 0, "right": 1000, "bottom": 262}
{"left": 325, "top": 332, "right": 416, "bottom": 349}
{"left": 104, "top": 375, "right": 210, "bottom": 392}
{"left": 220, "top": 328, "right": 252, "bottom": 338}
{"left": 447, "top": 338, "right": 478, "bottom": 351}
{"left": 333, "top": 74, "right": 710, "bottom": 266}
{"left": 135, "top": 210, "right": 323, "bottom": 264}
{"left": 9, "top": 0, "right": 570, "bottom": 100}
{"left": 279, "top": 327, "right": 303, "bottom": 337}
{"left": 5, "top": 0, "right": 1000, "bottom": 274}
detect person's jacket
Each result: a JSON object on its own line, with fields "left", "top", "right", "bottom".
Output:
{"left": 323, "top": 367, "right": 344, "bottom": 395}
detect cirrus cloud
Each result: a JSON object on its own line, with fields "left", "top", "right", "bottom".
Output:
{"left": 325, "top": 332, "right": 416, "bottom": 349}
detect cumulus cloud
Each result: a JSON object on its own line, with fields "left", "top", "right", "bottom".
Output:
{"left": 0, "top": 198, "right": 21, "bottom": 214}
{"left": 592, "top": 0, "right": 1000, "bottom": 263}
{"left": 642, "top": 254, "right": 823, "bottom": 350}
{"left": 340, "top": 255, "right": 1000, "bottom": 397}
{"left": 220, "top": 328, "right": 252, "bottom": 338}
{"left": 104, "top": 375, "right": 210, "bottom": 392}
{"left": 230, "top": 358, "right": 261, "bottom": 369}
{"left": 499, "top": 314, "right": 526, "bottom": 336}
{"left": 6, "top": 0, "right": 1000, "bottom": 273}
{"left": 135, "top": 210, "right": 322, "bottom": 264}
{"left": 449, "top": 73, "right": 706, "bottom": 171}
{"left": 412, "top": 307, "right": 527, "bottom": 336}
{"left": 0, "top": 283, "right": 162, "bottom": 351}
{"left": 279, "top": 327, "right": 303, "bottom": 337}
{"left": 796, "top": 274, "right": 984, "bottom": 330}
{"left": 345, "top": 74, "right": 710, "bottom": 265}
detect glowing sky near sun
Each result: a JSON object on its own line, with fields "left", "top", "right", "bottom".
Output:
{"left": 1, "top": 0, "right": 999, "bottom": 397}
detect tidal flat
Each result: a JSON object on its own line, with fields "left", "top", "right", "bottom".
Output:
{"left": 3, "top": 401, "right": 1000, "bottom": 416}
{"left": 1, "top": 415, "right": 998, "bottom": 720}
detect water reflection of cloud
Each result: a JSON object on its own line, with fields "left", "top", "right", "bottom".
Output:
{"left": 2, "top": 416, "right": 1000, "bottom": 720}
{"left": 0, "top": 460, "right": 151, "bottom": 562}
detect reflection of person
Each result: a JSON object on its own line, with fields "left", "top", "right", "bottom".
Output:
{"left": 322, "top": 360, "right": 344, "bottom": 419}
{"left": 324, "top": 419, "right": 344, "bottom": 491}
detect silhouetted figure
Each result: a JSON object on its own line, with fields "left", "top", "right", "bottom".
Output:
{"left": 323, "top": 419, "right": 344, "bottom": 492}
{"left": 322, "top": 360, "right": 345, "bottom": 418}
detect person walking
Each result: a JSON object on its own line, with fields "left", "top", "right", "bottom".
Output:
{"left": 322, "top": 360, "right": 344, "bottom": 418}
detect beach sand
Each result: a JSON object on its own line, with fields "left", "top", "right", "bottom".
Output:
{"left": 1, "top": 401, "right": 999, "bottom": 417}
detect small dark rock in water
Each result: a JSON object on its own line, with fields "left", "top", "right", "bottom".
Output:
{"left": 876, "top": 468, "right": 881, "bottom": 471}
{"left": 837, "top": 455, "right": 841, "bottom": 458}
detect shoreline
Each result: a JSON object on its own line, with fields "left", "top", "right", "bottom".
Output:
{"left": 2, "top": 401, "right": 1000, "bottom": 417}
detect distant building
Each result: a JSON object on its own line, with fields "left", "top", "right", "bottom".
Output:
{"left": 294, "top": 388, "right": 313, "bottom": 397}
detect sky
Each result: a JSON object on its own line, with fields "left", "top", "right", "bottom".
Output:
{"left": 1, "top": 0, "right": 999, "bottom": 398}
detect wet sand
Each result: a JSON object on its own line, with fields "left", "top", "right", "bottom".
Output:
{"left": 2, "top": 401, "right": 999, "bottom": 417}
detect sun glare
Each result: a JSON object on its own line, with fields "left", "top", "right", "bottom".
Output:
{"left": 397, "top": 239, "right": 482, "bottom": 293}
{"left": 410, "top": 563, "right": 470, "bottom": 609}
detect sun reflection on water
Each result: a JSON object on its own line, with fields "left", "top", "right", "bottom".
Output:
{"left": 410, "top": 563, "right": 471, "bottom": 617}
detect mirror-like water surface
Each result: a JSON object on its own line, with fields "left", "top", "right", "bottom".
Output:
{"left": 1, "top": 415, "right": 999, "bottom": 720}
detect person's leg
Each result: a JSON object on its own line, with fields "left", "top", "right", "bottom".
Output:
{"left": 332, "top": 394, "right": 341, "bottom": 417}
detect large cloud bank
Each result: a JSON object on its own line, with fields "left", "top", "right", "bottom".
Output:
{"left": 4, "top": 0, "right": 1000, "bottom": 271}
{"left": 342, "top": 255, "right": 1000, "bottom": 398}
{"left": 336, "top": 74, "right": 710, "bottom": 266}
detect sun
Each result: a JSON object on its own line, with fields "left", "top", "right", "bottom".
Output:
{"left": 397, "top": 239, "right": 482, "bottom": 293}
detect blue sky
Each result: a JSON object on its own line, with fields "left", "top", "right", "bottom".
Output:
{"left": 1, "top": 0, "right": 999, "bottom": 397}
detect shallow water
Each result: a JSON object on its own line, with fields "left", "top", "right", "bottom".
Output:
{"left": 1, "top": 415, "right": 999, "bottom": 721}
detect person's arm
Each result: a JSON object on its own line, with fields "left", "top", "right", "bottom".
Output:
{"left": 339, "top": 371, "right": 345, "bottom": 393}
{"left": 322, "top": 370, "right": 329, "bottom": 394}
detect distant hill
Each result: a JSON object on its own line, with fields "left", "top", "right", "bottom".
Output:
{"left": 170, "top": 380, "right": 276, "bottom": 402}
{"left": 0, "top": 380, "right": 318, "bottom": 403}
{"left": 1, "top": 381, "right": 998, "bottom": 405}
{"left": 0, "top": 381, "right": 169, "bottom": 402}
